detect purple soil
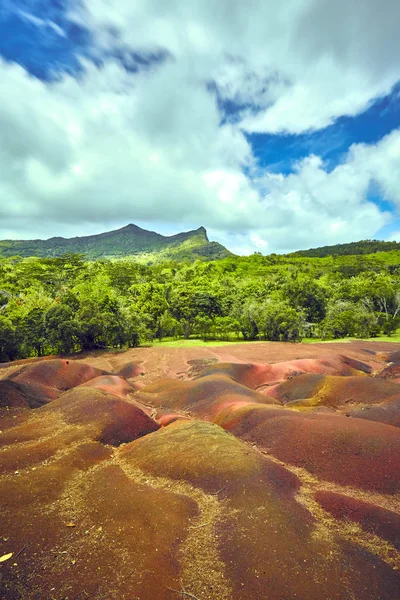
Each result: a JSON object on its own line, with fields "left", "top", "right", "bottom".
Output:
{"left": 41, "top": 387, "right": 160, "bottom": 446}
{"left": 266, "top": 373, "right": 400, "bottom": 408}
{"left": 135, "top": 372, "right": 280, "bottom": 422}
{"left": 315, "top": 490, "right": 400, "bottom": 550}
{"left": 0, "top": 379, "right": 52, "bottom": 409}
{"left": 216, "top": 405, "right": 400, "bottom": 493}
{"left": 8, "top": 358, "right": 107, "bottom": 392}
{"left": 79, "top": 374, "right": 137, "bottom": 398}
{"left": 348, "top": 398, "right": 400, "bottom": 428}
{"left": 200, "top": 354, "right": 372, "bottom": 390}
{"left": 113, "top": 361, "right": 144, "bottom": 379}
{"left": 1, "top": 341, "right": 400, "bottom": 600}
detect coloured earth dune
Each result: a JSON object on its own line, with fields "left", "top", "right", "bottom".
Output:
{"left": 0, "top": 341, "right": 399, "bottom": 599}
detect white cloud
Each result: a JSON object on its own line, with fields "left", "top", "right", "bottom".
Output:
{"left": 1, "top": 1, "right": 400, "bottom": 253}
{"left": 249, "top": 129, "right": 400, "bottom": 251}
{"left": 0, "top": 59, "right": 262, "bottom": 233}
{"left": 71, "top": 0, "right": 400, "bottom": 134}
{"left": 18, "top": 10, "right": 67, "bottom": 38}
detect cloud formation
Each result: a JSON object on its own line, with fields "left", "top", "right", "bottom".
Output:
{"left": 18, "top": 11, "right": 67, "bottom": 38}
{"left": 74, "top": 0, "right": 400, "bottom": 134}
{"left": 0, "top": 0, "right": 400, "bottom": 252}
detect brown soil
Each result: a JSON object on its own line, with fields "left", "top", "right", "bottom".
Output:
{"left": 1, "top": 340, "right": 399, "bottom": 599}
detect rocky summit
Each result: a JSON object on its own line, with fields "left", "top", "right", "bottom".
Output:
{"left": 0, "top": 340, "right": 399, "bottom": 599}
{"left": 0, "top": 224, "right": 232, "bottom": 262}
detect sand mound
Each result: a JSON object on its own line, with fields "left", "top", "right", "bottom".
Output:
{"left": 1, "top": 342, "right": 399, "bottom": 600}
{"left": 113, "top": 360, "right": 144, "bottom": 379}
{"left": 42, "top": 387, "right": 160, "bottom": 446}
{"left": 79, "top": 374, "right": 138, "bottom": 397}
{"left": 377, "top": 349, "right": 400, "bottom": 363}
{"left": 8, "top": 358, "right": 107, "bottom": 392}
{"left": 377, "top": 362, "right": 400, "bottom": 381}
{"left": 267, "top": 373, "right": 400, "bottom": 410}
{"left": 0, "top": 359, "right": 111, "bottom": 412}
{"left": 216, "top": 404, "right": 400, "bottom": 493}
{"left": 0, "top": 379, "right": 51, "bottom": 410}
{"left": 315, "top": 490, "right": 400, "bottom": 550}
{"left": 135, "top": 372, "right": 280, "bottom": 420}
{"left": 118, "top": 420, "right": 399, "bottom": 600}
{"left": 199, "top": 354, "right": 371, "bottom": 391}
{"left": 348, "top": 398, "right": 400, "bottom": 428}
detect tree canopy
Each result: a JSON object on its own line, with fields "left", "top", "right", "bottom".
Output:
{"left": 1, "top": 247, "right": 400, "bottom": 361}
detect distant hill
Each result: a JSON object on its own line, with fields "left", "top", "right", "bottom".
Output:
{"left": 0, "top": 224, "right": 233, "bottom": 262}
{"left": 289, "top": 239, "right": 400, "bottom": 258}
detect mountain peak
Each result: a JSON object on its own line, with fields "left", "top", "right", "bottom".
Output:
{"left": 0, "top": 224, "right": 231, "bottom": 262}
{"left": 196, "top": 226, "right": 209, "bottom": 241}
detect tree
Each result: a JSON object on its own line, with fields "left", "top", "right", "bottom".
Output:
{"left": 158, "top": 311, "right": 182, "bottom": 340}
{"left": 20, "top": 308, "right": 48, "bottom": 356}
{"left": 321, "top": 301, "right": 378, "bottom": 339}
{"left": 0, "top": 316, "right": 19, "bottom": 362}
{"left": 193, "top": 315, "right": 213, "bottom": 340}
{"left": 75, "top": 305, "right": 109, "bottom": 350}
{"left": 169, "top": 284, "right": 198, "bottom": 339}
{"left": 254, "top": 299, "right": 304, "bottom": 342}
{"left": 281, "top": 276, "right": 327, "bottom": 322}
{"left": 231, "top": 299, "right": 259, "bottom": 340}
{"left": 129, "top": 282, "right": 169, "bottom": 339}
{"left": 46, "top": 304, "right": 80, "bottom": 353}
{"left": 211, "top": 316, "right": 240, "bottom": 340}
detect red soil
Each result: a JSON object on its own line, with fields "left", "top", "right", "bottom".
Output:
{"left": 201, "top": 355, "right": 372, "bottom": 390}
{"left": 1, "top": 359, "right": 108, "bottom": 409}
{"left": 135, "top": 373, "right": 280, "bottom": 422}
{"left": 315, "top": 490, "right": 400, "bottom": 550}
{"left": 377, "top": 362, "right": 400, "bottom": 380}
{"left": 1, "top": 341, "right": 400, "bottom": 599}
{"left": 8, "top": 358, "right": 107, "bottom": 389}
{"left": 266, "top": 373, "right": 400, "bottom": 408}
{"left": 81, "top": 340, "right": 395, "bottom": 384}
{"left": 41, "top": 387, "right": 160, "bottom": 446}
{"left": 0, "top": 379, "right": 51, "bottom": 410}
{"left": 79, "top": 374, "right": 138, "bottom": 398}
{"left": 348, "top": 398, "right": 400, "bottom": 428}
{"left": 156, "top": 409, "right": 191, "bottom": 426}
{"left": 113, "top": 360, "right": 144, "bottom": 378}
{"left": 216, "top": 404, "right": 400, "bottom": 492}
{"left": 120, "top": 420, "right": 400, "bottom": 600}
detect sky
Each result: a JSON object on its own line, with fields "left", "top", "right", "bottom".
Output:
{"left": 0, "top": 1, "right": 400, "bottom": 255}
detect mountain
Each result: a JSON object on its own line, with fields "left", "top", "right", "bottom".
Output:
{"left": 0, "top": 224, "right": 233, "bottom": 262}
{"left": 288, "top": 239, "right": 400, "bottom": 258}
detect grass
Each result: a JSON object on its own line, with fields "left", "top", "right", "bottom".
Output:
{"left": 303, "top": 330, "right": 400, "bottom": 344}
{"left": 150, "top": 338, "right": 243, "bottom": 348}
{"left": 151, "top": 330, "right": 400, "bottom": 348}
{"left": 302, "top": 337, "right": 358, "bottom": 344}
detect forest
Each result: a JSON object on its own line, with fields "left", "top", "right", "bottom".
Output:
{"left": 1, "top": 249, "right": 400, "bottom": 362}
{"left": 289, "top": 238, "right": 400, "bottom": 257}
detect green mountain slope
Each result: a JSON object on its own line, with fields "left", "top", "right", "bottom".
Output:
{"left": 0, "top": 224, "right": 232, "bottom": 262}
{"left": 289, "top": 239, "right": 400, "bottom": 258}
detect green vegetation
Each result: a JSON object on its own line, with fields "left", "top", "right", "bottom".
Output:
{"left": 303, "top": 329, "right": 400, "bottom": 344}
{"left": 289, "top": 238, "right": 400, "bottom": 258}
{"left": 0, "top": 224, "right": 232, "bottom": 262}
{"left": 151, "top": 338, "right": 239, "bottom": 347}
{"left": 1, "top": 246, "right": 400, "bottom": 361}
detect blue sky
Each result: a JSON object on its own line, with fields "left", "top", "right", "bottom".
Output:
{"left": 0, "top": 1, "right": 88, "bottom": 79}
{"left": 247, "top": 87, "right": 400, "bottom": 175}
{"left": 1, "top": 0, "right": 400, "bottom": 253}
